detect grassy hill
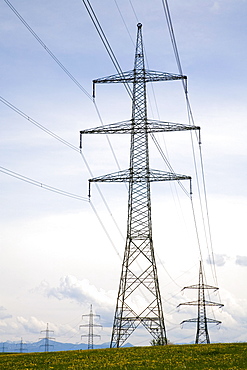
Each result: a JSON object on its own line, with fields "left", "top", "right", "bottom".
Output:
{"left": 0, "top": 342, "right": 246, "bottom": 369}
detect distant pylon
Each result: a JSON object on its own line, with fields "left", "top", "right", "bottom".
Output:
{"left": 40, "top": 323, "right": 55, "bottom": 352}
{"left": 178, "top": 261, "right": 223, "bottom": 344}
{"left": 80, "top": 304, "right": 102, "bottom": 349}
{"left": 80, "top": 23, "right": 199, "bottom": 348}
{"left": 17, "top": 337, "right": 27, "bottom": 353}
{"left": 1, "top": 342, "right": 7, "bottom": 353}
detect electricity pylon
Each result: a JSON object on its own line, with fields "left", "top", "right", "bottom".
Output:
{"left": 40, "top": 323, "right": 55, "bottom": 352}
{"left": 80, "top": 304, "right": 102, "bottom": 349}
{"left": 1, "top": 342, "right": 7, "bottom": 353}
{"left": 17, "top": 338, "right": 27, "bottom": 353}
{"left": 80, "top": 23, "right": 199, "bottom": 348}
{"left": 178, "top": 261, "right": 223, "bottom": 344}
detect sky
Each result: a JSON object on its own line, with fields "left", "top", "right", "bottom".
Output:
{"left": 1, "top": 0, "right": 247, "bottom": 347}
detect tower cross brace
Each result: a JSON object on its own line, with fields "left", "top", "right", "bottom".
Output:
{"left": 80, "top": 23, "right": 199, "bottom": 348}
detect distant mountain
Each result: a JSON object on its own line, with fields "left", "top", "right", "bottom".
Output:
{"left": 0, "top": 340, "right": 133, "bottom": 353}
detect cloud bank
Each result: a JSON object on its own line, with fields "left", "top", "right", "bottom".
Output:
{"left": 39, "top": 275, "right": 116, "bottom": 315}
{"left": 206, "top": 254, "right": 229, "bottom": 267}
{"left": 0, "top": 306, "right": 12, "bottom": 320}
{"left": 235, "top": 255, "right": 247, "bottom": 267}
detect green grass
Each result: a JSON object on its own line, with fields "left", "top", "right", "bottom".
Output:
{"left": 0, "top": 343, "right": 246, "bottom": 369}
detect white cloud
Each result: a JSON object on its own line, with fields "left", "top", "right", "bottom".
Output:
{"left": 216, "top": 302, "right": 247, "bottom": 343}
{"left": 220, "top": 289, "right": 247, "bottom": 325}
{"left": 38, "top": 275, "right": 116, "bottom": 315}
{"left": 235, "top": 255, "right": 247, "bottom": 267}
{"left": 17, "top": 316, "right": 47, "bottom": 334}
{"left": 210, "top": 1, "right": 220, "bottom": 13}
{"left": 16, "top": 316, "right": 80, "bottom": 339}
{"left": 0, "top": 306, "right": 12, "bottom": 320}
{"left": 206, "top": 254, "right": 229, "bottom": 267}
{"left": 0, "top": 314, "right": 82, "bottom": 343}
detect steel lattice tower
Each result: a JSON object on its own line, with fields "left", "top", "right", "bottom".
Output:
{"left": 178, "top": 261, "right": 223, "bottom": 344}
{"left": 18, "top": 338, "right": 27, "bottom": 353}
{"left": 40, "top": 323, "right": 55, "bottom": 352}
{"left": 80, "top": 304, "right": 102, "bottom": 349}
{"left": 80, "top": 23, "right": 199, "bottom": 347}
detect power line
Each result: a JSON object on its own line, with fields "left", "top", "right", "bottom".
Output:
{"left": 114, "top": 0, "right": 135, "bottom": 46}
{"left": 3, "top": 0, "right": 93, "bottom": 101}
{"left": 80, "top": 23, "right": 196, "bottom": 348}
{"left": 161, "top": 0, "right": 185, "bottom": 88}
{"left": 89, "top": 200, "right": 121, "bottom": 259}
{"left": 4, "top": 0, "right": 182, "bottom": 261}
{"left": 151, "top": 133, "right": 192, "bottom": 198}
{"left": 3, "top": 0, "right": 129, "bottom": 212}
{"left": 198, "top": 144, "right": 219, "bottom": 288}
{"left": 1, "top": 100, "right": 124, "bottom": 258}
{"left": 114, "top": 2, "right": 200, "bottom": 293}
{"left": 81, "top": 0, "right": 192, "bottom": 198}
{"left": 1, "top": 95, "right": 124, "bottom": 209}
{"left": 4, "top": 0, "right": 125, "bottom": 174}
{"left": 4, "top": 0, "right": 124, "bottom": 172}
{"left": 0, "top": 96, "right": 80, "bottom": 153}
{"left": 113, "top": 1, "right": 192, "bottom": 199}
{"left": 80, "top": 3, "right": 201, "bottom": 300}
{"left": 4, "top": 0, "right": 218, "bottom": 298}
{"left": 79, "top": 150, "right": 125, "bottom": 243}
{"left": 81, "top": 0, "right": 132, "bottom": 99}
{"left": 161, "top": 0, "right": 219, "bottom": 290}
{"left": 128, "top": 0, "right": 139, "bottom": 23}
{"left": 0, "top": 166, "right": 89, "bottom": 202}
{"left": 2, "top": 0, "right": 165, "bottom": 288}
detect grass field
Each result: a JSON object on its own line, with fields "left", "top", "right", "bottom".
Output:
{"left": 0, "top": 343, "right": 246, "bottom": 369}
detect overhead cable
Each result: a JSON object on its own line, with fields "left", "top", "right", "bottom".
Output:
{"left": 3, "top": 0, "right": 93, "bottom": 100}
{"left": 199, "top": 149, "right": 219, "bottom": 287}
{"left": 162, "top": 0, "right": 219, "bottom": 289}
{"left": 117, "top": 1, "right": 193, "bottom": 255}
{"left": 79, "top": 151, "right": 125, "bottom": 240}
{"left": 1, "top": 96, "right": 125, "bottom": 245}
{"left": 128, "top": 0, "right": 139, "bottom": 22}
{"left": 3, "top": 2, "right": 126, "bottom": 260}
{"left": 0, "top": 166, "right": 88, "bottom": 202}
{"left": 4, "top": 0, "right": 124, "bottom": 174}
{"left": 89, "top": 201, "right": 121, "bottom": 259}
{"left": 81, "top": 0, "right": 132, "bottom": 99}
{"left": 82, "top": 0, "right": 188, "bottom": 196}
{"left": 82, "top": 1, "right": 196, "bottom": 294}
{"left": 161, "top": 0, "right": 185, "bottom": 89}
{"left": 1, "top": 96, "right": 80, "bottom": 153}
{"left": 151, "top": 133, "right": 191, "bottom": 198}
{"left": 114, "top": 0, "right": 135, "bottom": 46}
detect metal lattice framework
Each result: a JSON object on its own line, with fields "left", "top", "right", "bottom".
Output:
{"left": 178, "top": 261, "right": 223, "bottom": 344}
{"left": 39, "top": 323, "right": 55, "bottom": 352}
{"left": 80, "top": 304, "right": 102, "bottom": 350}
{"left": 80, "top": 23, "right": 199, "bottom": 348}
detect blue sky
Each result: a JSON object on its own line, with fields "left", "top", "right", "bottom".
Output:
{"left": 1, "top": 0, "right": 247, "bottom": 346}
